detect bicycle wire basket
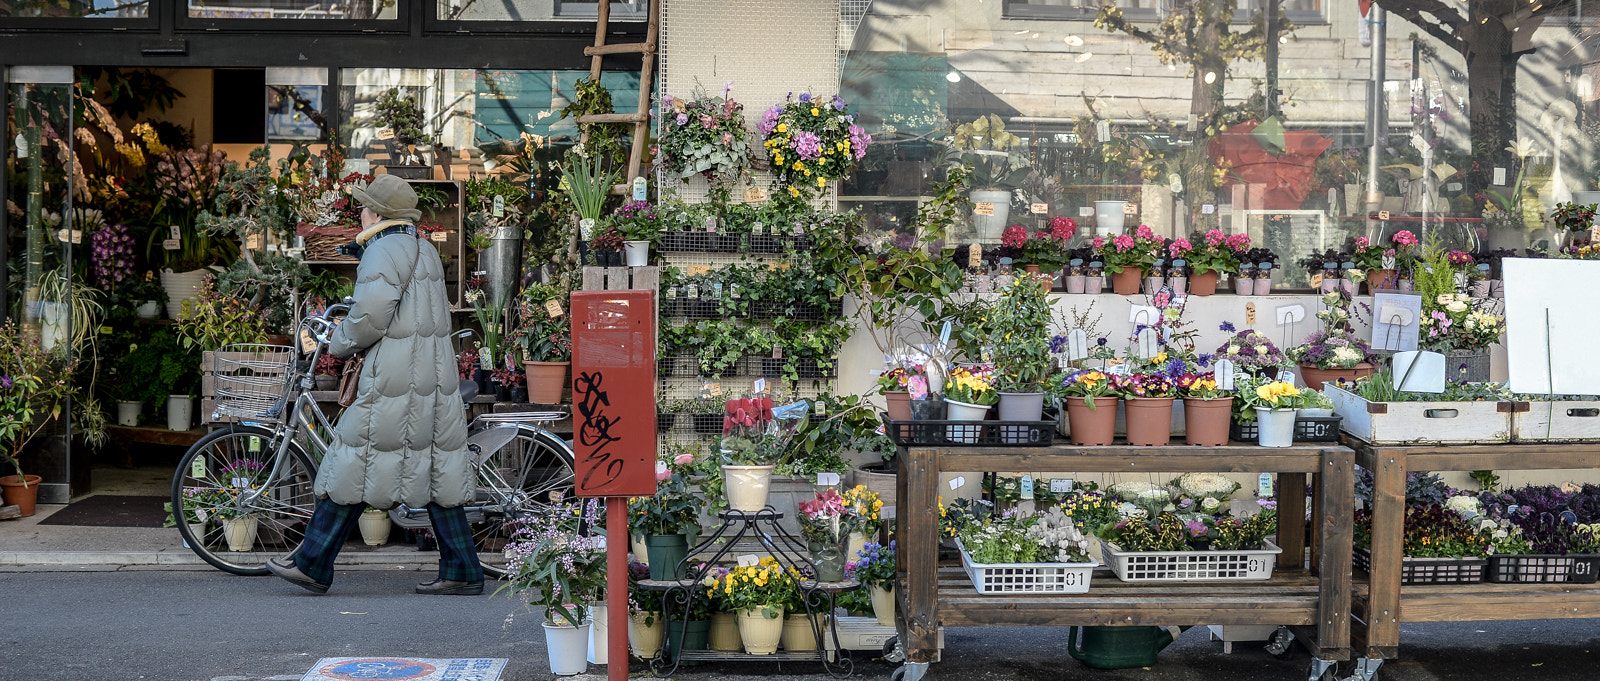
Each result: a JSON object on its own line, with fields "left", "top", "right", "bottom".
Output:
{"left": 209, "top": 344, "right": 294, "bottom": 423}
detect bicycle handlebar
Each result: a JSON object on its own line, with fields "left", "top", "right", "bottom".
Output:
{"left": 302, "top": 303, "right": 352, "bottom": 346}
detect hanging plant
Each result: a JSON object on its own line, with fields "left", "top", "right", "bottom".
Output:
{"left": 758, "top": 92, "right": 871, "bottom": 199}
{"left": 656, "top": 82, "right": 751, "bottom": 183}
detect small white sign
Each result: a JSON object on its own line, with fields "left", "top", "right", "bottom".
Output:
{"left": 949, "top": 476, "right": 966, "bottom": 491}
{"left": 170, "top": 225, "right": 182, "bottom": 241}
{"left": 1493, "top": 168, "right": 1507, "bottom": 185}
{"left": 1129, "top": 305, "right": 1159, "bottom": 324}
{"left": 1276, "top": 305, "right": 1305, "bottom": 325}
{"left": 1136, "top": 327, "right": 1158, "bottom": 360}
{"left": 816, "top": 472, "right": 841, "bottom": 487}
{"left": 1050, "top": 479, "right": 1074, "bottom": 494}
{"left": 1030, "top": 203, "right": 1049, "bottom": 215}
{"left": 1446, "top": 182, "right": 1463, "bottom": 192}
{"left": 1201, "top": 204, "right": 1216, "bottom": 215}
{"left": 1079, "top": 206, "right": 1094, "bottom": 217}
{"left": 1371, "top": 292, "right": 1422, "bottom": 352}
{"left": 191, "top": 455, "right": 206, "bottom": 478}
{"left": 1020, "top": 475, "right": 1034, "bottom": 500}
{"left": 881, "top": 506, "right": 896, "bottom": 520}
{"left": 632, "top": 176, "right": 648, "bottom": 202}
{"left": 1258, "top": 473, "right": 1274, "bottom": 499}
{"left": 753, "top": 378, "right": 767, "bottom": 394}
{"left": 737, "top": 555, "right": 760, "bottom": 567}
{"left": 162, "top": 238, "right": 181, "bottom": 250}
{"left": 1067, "top": 328, "right": 1088, "bottom": 361}
{"left": 1392, "top": 350, "right": 1446, "bottom": 393}
{"left": 1214, "top": 359, "right": 1237, "bottom": 391}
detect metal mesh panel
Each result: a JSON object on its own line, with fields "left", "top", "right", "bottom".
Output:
{"left": 658, "top": 0, "right": 840, "bottom": 208}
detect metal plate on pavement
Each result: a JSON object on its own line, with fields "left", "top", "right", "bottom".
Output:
{"left": 302, "top": 658, "right": 505, "bottom": 681}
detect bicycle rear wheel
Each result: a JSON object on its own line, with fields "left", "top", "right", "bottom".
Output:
{"left": 172, "top": 425, "right": 319, "bottom": 576}
{"left": 470, "top": 425, "right": 575, "bottom": 579}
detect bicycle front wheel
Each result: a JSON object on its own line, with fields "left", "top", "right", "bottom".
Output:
{"left": 172, "top": 425, "right": 319, "bottom": 576}
{"left": 471, "top": 425, "right": 575, "bottom": 579}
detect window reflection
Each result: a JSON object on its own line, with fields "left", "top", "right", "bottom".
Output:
{"left": 0, "top": 0, "right": 146, "bottom": 18}
{"left": 187, "top": 0, "right": 395, "bottom": 19}
{"left": 437, "top": 0, "right": 647, "bottom": 22}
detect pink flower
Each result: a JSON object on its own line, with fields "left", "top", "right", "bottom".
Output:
{"left": 1354, "top": 236, "right": 1370, "bottom": 249}
{"left": 1135, "top": 224, "right": 1155, "bottom": 239}
{"left": 1383, "top": 248, "right": 1396, "bottom": 257}
{"left": 1001, "top": 225, "right": 1028, "bottom": 249}
{"left": 1224, "top": 233, "right": 1251, "bottom": 251}
{"left": 1204, "top": 229, "right": 1224, "bottom": 246}
{"left": 655, "top": 461, "right": 671, "bottom": 481}
{"left": 1111, "top": 234, "right": 1136, "bottom": 251}
{"left": 673, "top": 453, "right": 695, "bottom": 466}
{"left": 721, "top": 132, "right": 733, "bottom": 146}
{"left": 1092, "top": 237, "right": 1105, "bottom": 249}
{"left": 1049, "top": 216, "right": 1076, "bottom": 240}
{"left": 1392, "top": 230, "right": 1419, "bottom": 247}
{"left": 1169, "top": 238, "right": 1192, "bottom": 258}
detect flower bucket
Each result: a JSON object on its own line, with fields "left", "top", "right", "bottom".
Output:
{"left": 1124, "top": 397, "right": 1174, "bottom": 447}
{"left": 1255, "top": 408, "right": 1297, "bottom": 447}
{"left": 1254, "top": 275, "right": 1274, "bottom": 295}
{"left": 1183, "top": 398, "right": 1233, "bottom": 446}
{"left": 1297, "top": 363, "right": 1374, "bottom": 390}
{"left": 629, "top": 612, "right": 666, "bottom": 660}
{"left": 944, "top": 399, "right": 990, "bottom": 444}
{"left": 970, "top": 190, "right": 1012, "bottom": 242}
{"left": 545, "top": 621, "right": 592, "bottom": 675}
{"left": 884, "top": 391, "right": 912, "bottom": 422}
{"left": 1110, "top": 268, "right": 1141, "bottom": 295}
{"left": 359, "top": 508, "right": 392, "bottom": 546}
{"left": 998, "top": 391, "right": 1046, "bottom": 422}
{"left": 646, "top": 533, "right": 689, "bottom": 581}
{"left": 1233, "top": 275, "right": 1254, "bottom": 295}
{"left": 847, "top": 531, "right": 869, "bottom": 564}
{"left": 588, "top": 603, "right": 609, "bottom": 664}
{"left": 160, "top": 268, "right": 212, "bottom": 320}
{"left": 1066, "top": 275, "right": 1087, "bottom": 294}
{"left": 780, "top": 612, "right": 829, "bottom": 652}
{"left": 222, "top": 514, "right": 259, "bottom": 552}
{"left": 869, "top": 584, "right": 896, "bottom": 626}
{"left": 809, "top": 537, "right": 848, "bottom": 582}
{"left": 184, "top": 521, "right": 206, "bottom": 549}
{"left": 709, "top": 611, "right": 742, "bottom": 651}
{"left": 523, "top": 361, "right": 569, "bottom": 404}
{"left": 737, "top": 607, "right": 785, "bottom": 655}
{"left": 136, "top": 300, "right": 161, "bottom": 319}
{"left": 1093, "top": 200, "right": 1127, "bottom": 236}
{"left": 665, "top": 618, "right": 710, "bottom": 662}
{"left": 1085, "top": 275, "right": 1104, "bottom": 294}
{"left": 1066, "top": 397, "right": 1119, "bottom": 446}
{"left": 723, "top": 465, "right": 776, "bottom": 512}
{"left": 1169, "top": 276, "right": 1187, "bottom": 295}
{"left": 623, "top": 240, "right": 650, "bottom": 266}
{"left": 167, "top": 395, "right": 193, "bottom": 432}
{"left": 1142, "top": 275, "right": 1164, "bottom": 295}
{"left": 116, "top": 401, "right": 141, "bottom": 427}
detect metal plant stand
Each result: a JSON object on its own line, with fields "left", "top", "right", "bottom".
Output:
{"left": 641, "top": 508, "right": 859, "bottom": 678}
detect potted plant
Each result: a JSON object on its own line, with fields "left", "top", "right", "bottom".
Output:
{"left": 877, "top": 364, "right": 921, "bottom": 422}
{"left": 359, "top": 506, "right": 392, "bottom": 546}
{"left": 946, "top": 114, "right": 1031, "bottom": 242}
{"left": 760, "top": 91, "right": 870, "bottom": 201}
{"left": 718, "top": 557, "right": 797, "bottom": 655}
{"left": 613, "top": 200, "right": 660, "bottom": 267}
{"left": 1113, "top": 372, "right": 1178, "bottom": 447}
{"left": 1214, "top": 322, "right": 1292, "bottom": 378}
{"left": 1351, "top": 230, "right": 1420, "bottom": 293}
{"left": 664, "top": 582, "right": 715, "bottom": 662}
{"left": 1095, "top": 226, "right": 1163, "bottom": 295}
{"left": 989, "top": 276, "right": 1055, "bottom": 424}
{"left": 499, "top": 500, "right": 608, "bottom": 676}
{"left": 1290, "top": 290, "right": 1378, "bottom": 388}
{"left": 1245, "top": 248, "right": 1280, "bottom": 294}
{"left": 563, "top": 154, "right": 619, "bottom": 250}
{"left": 373, "top": 88, "right": 431, "bottom": 177}
{"left": 848, "top": 540, "right": 898, "bottom": 627}
{"left": 1056, "top": 369, "right": 1118, "bottom": 446}
{"left": 0, "top": 322, "right": 74, "bottom": 517}
{"left": 943, "top": 366, "right": 998, "bottom": 443}
{"left": 796, "top": 488, "right": 861, "bottom": 582}
{"left": 955, "top": 507, "right": 1096, "bottom": 593}
{"left": 842, "top": 484, "right": 885, "bottom": 560}
{"left": 703, "top": 567, "right": 743, "bottom": 652}
{"left": 719, "top": 397, "right": 806, "bottom": 512}
{"left": 1299, "top": 389, "right": 1335, "bottom": 418}
{"left": 490, "top": 367, "right": 517, "bottom": 402}
{"left": 588, "top": 224, "right": 626, "bottom": 267}
{"left": 627, "top": 561, "right": 667, "bottom": 661}
{"left": 1183, "top": 229, "right": 1247, "bottom": 296}
{"left": 1550, "top": 201, "right": 1597, "bottom": 249}
{"left": 164, "top": 489, "right": 217, "bottom": 547}
{"left": 514, "top": 283, "right": 573, "bottom": 405}
{"left": 313, "top": 353, "right": 343, "bottom": 392}
{"left": 1177, "top": 372, "right": 1233, "bottom": 446}
{"left": 630, "top": 467, "right": 700, "bottom": 581}
{"left": 658, "top": 85, "right": 752, "bottom": 185}
{"left": 1238, "top": 377, "right": 1307, "bottom": 447}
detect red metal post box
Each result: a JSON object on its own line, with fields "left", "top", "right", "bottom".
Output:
{"left": 569, "top": 289, "right": 658, "bottom": 498}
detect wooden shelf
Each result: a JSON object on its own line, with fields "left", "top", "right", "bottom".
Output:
{"left": 106, "top": 424, "right": 206, "bottom": 447}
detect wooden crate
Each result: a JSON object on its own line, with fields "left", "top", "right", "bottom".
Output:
{"left": 580, "top": 265, "right": 659, "bottom": 291}
{"left": 1324, "top": 384, "right": 1512, "bottom": 445}
{"left": 824, "top": 616, "right": 943, "bottom": 661}
{"left": 1511, "top": 400, "right": 1600, "bottom": 443}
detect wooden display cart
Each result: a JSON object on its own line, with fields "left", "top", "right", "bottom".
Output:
{"left": 1348, "top": 437, "right": 1600, "bottom": 681}
{"left": 891, "top": 443, "right": 1356, "bottom": 681}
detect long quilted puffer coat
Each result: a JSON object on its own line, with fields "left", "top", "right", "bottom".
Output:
{"left": 314, "top": 227, "right": 473, "bottom": 509}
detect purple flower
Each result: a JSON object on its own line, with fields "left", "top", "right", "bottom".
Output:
{"left": 799, "top": 93, "right": 812, "bottom": 104}
{"left": 759, "top": 105, "right": 782, "bottom": 136}
{"left": 1097, "top": 337, "right": 1108, "bottom": 347}
{"left": 791, "top": 131, "right": 823, "bottom": 160}
{"left": 1196, "top": 353, "right": 1215, "bottom": 367}
{"left": 1164, "top": 358, "right": 1187, "bottom": 378}
{"left": 1219, "top": 321, "right": 1236, "bottom": 333}
{"left": 675, "top": 112, "right": 688, "bottom": 126}
{"left": 1, "top": 375, "right": 11, "bottom": 390}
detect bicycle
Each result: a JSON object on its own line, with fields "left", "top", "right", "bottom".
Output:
{"left": 170, "top": 301, "right": 576, "bottom": 579}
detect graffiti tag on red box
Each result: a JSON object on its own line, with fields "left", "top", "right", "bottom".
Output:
{"left": 570, "top": 290, "right": 658, "bottom": 498}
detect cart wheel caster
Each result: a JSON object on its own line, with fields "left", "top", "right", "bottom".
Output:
{"left": 890, "top": 667, "right": 907, "bottom": 681}
{"left": 883, "top": 636, "right": 906, "bottom": 664}
{"left": 1265, "top": 626, "right": 1294, "bottom": 656}
{"left": 1338, "top": 658, "right": 1383, "bottom": 681}
{"left": 1307, "top": 658, "right": 1337, "bottom": 681}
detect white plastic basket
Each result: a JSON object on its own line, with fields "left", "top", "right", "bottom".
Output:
{"left": 955, "top": 538, "right": 1098, "bottom": 594}
{"left": 1102, "top": 539, "right": 1282, "bottom": 582}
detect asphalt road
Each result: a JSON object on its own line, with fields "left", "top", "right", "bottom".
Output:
{"left": 6, "top": 569, "right": 1600, "bottom": 681}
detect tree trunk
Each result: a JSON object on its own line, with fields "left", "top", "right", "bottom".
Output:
{"left": 1461, "top": 14, "right": 1518, "bottom": 170}
{"left": 1190, "top": 5, "right": 1232, "bottom": 118}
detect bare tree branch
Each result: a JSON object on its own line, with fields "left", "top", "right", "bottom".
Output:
{"left": 1375, "top": 0, "right": 1465, "bottom": 53}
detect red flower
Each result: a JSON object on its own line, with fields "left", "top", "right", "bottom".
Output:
{"left": 1001, "top": 225, "right": 1028, "bottom": 249}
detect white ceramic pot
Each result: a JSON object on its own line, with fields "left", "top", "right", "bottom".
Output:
{"left": 944, "top": 399, "right": 990, "bottom": 444}
{"left": 847, "top": 531, "right": 868, "bottom": 564}
{"left": 136, "top": 300, "right": 161, "bottom": 319}
{"left": 167, "top": 395, "right": 193, "bottom": 432}
{"left": 160, "top": 268, "right": 213, "bottom": 320}
{"left": 116, "top": 401, "right": 141, "bottom": 427}
{"left": 629, "top": 611, "right": 665, "bottom": 660}
{"left": 38, "top": 302, "right": 69, "bottom": 352}
{"left": 1256, "top": 408, "right": 1297, "bottom": 448}
{"left": 359, "top": 508, "right": 392, "bottom": 546}
{"left": 780, "top": 612, "right": 828, "bottom": 652}
{"left": 737, "top": 607, "right": 785, "bottom": 655}
{"left": 546, "top": 621, "right": 592, "bottom": 676}
{"left": 709, "top": 611, "right": 742, "bottom": 651}
{"left": 869, "top": 584, "right": 896, "bottom": 627}
{"left": 588, "top": 603, "right": 609, "bottom": 665}
{"left": 222, "top": 514, "right": 259, "bottom": 552}
{"left": 723, "top": 464, "right": 776, "bottom": 513}
{"left": 1093, "top": 200, "right": 1128, "bottom": 236}
{"left": 631, "top": 532, "right": 650, "bottom": 566}
{"left": 184, "top": 521, "right": 206, "bottom": 549}
{"left": 623, "top": 240, "right": 650, "bottom": 266}
{"left": 969, "top": 189, "right": 1013, "bottom": 242}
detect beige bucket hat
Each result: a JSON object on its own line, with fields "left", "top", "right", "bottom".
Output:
{"left": 350, "top": 174, "right": 423, "bottom": 222}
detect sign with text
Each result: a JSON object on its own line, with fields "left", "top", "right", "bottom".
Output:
{"left": 570, "top": 290, "right": 658, "bottom": 498}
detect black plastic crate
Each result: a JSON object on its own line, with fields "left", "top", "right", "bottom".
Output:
{"left": 656, "top": 412, "right": 678, "bottom": 433}
{"left": 1354, "top": 547, "right": 1485, "bottom": 584}
{"left": 692, "top": 413, "right": 723, "bottom": 434}
{"left": 1486, "top": 554, "right": 1600, "bottom": 584}
{"left": 1229, "top": 416, "right": 1342, "bottom": 443}
{"left": 882, "top": 410, "right": 1057, "bottom": 447}
{"left": 747, "top": 234, "right": 784, "bottom": 254}
{"left": 657, "top": 355, "right": 699, "bottom": 378}
{"left": 659, "top": 232, "right": 740, "bottom": 253}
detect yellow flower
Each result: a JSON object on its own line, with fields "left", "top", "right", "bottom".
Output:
{"left": 1153, "top": 352, "right": 1167, "bottom": 364}
{"left": 793, "top": 161, "right": 804, "bottom": 170}
{"left": 811, "top": 108, "right": 820, "bottom": 116}
{"left": 777, "top": 123, "right": 788, "bottom": 133}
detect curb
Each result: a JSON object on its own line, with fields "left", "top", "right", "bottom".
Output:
{"left": 0, "top": 550, "right": 446, "bottom": 568}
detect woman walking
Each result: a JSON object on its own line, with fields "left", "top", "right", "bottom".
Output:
{"left": 267, "top": 174, "right": 482, "bottom": 596}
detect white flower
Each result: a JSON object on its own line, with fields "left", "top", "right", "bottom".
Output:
{"left": 1331, "top": 346, "right": 1363, "bottom": 366}
{"left": 1162, "top": 503, "right": 1176, "bottom": 513}
{"left": 1444, "top": 495, "right": 1481, "bottom": 518}
{"left": 1201, "top": 497, "right": 1221, "bottom": 511}
{"left": 1447, "top": 301, "right": 1468, "bottom": 313}
{"left": 1493, "top": 529, "right": 1509, "bottom": 540}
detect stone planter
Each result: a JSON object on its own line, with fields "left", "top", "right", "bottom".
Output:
{"left": 359, "top": 508, "right": 391, "bottom": 546}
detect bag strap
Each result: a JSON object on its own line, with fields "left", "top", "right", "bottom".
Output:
{"left": 398, "top": 237, "right": 423, "bottom": 297}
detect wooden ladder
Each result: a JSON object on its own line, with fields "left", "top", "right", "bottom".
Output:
{"left": 579, "top": 0, "right": 660, "bottom": 193}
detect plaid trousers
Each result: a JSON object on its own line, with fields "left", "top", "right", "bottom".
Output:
{"left": 294, "top": 498, "right": 483, "bottom": 586}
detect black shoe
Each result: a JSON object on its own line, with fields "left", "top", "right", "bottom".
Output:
{"left": 267, "top": 557, "right": 329, "bottom": 594}
{"left": 416, "top": 578, "right": 484, "bottom": 595}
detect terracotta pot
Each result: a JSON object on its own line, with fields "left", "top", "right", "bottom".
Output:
{"left": 1366, "top": 269, "right": 1398, "bottom": 293}
{"left": 884, "top": 391, "right": 912, "bottom": 422}
{"left": 1110, "top": 268, "right": 1141, "bottom": 295}
{"left": 523, "top": 361, "right": 569, "bottom": 404}
{"left": 1183, "top": 398, "right": 1233, "bottom": 446}
{"left": 0, "top": 474, "right": 42, "bottom": 517}
{"left": 1022, "top": 264, "right": 1051, "bottom": 293}
{"left": 1189, "top": 271, "right": 1219, "bottom": 296}
{"left": 1066, "top": 396, "right": 1119, "bottom": 446}
{"left": 1297, "top": 363, "right": 1375, "bottom": 390}
{"left": 1124, "top": 397, "right": 1174, "bottom": 446}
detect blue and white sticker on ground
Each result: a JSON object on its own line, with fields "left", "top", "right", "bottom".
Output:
{"left": 301, "top": 657, "right": 507, "bottom": 681}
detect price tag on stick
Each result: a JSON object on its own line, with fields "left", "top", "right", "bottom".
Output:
{"left": 737, "top": 555, "right": 760, "bottom": 567}
{"left": 817, "top": 472, "right": 841, "bottom": 487}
